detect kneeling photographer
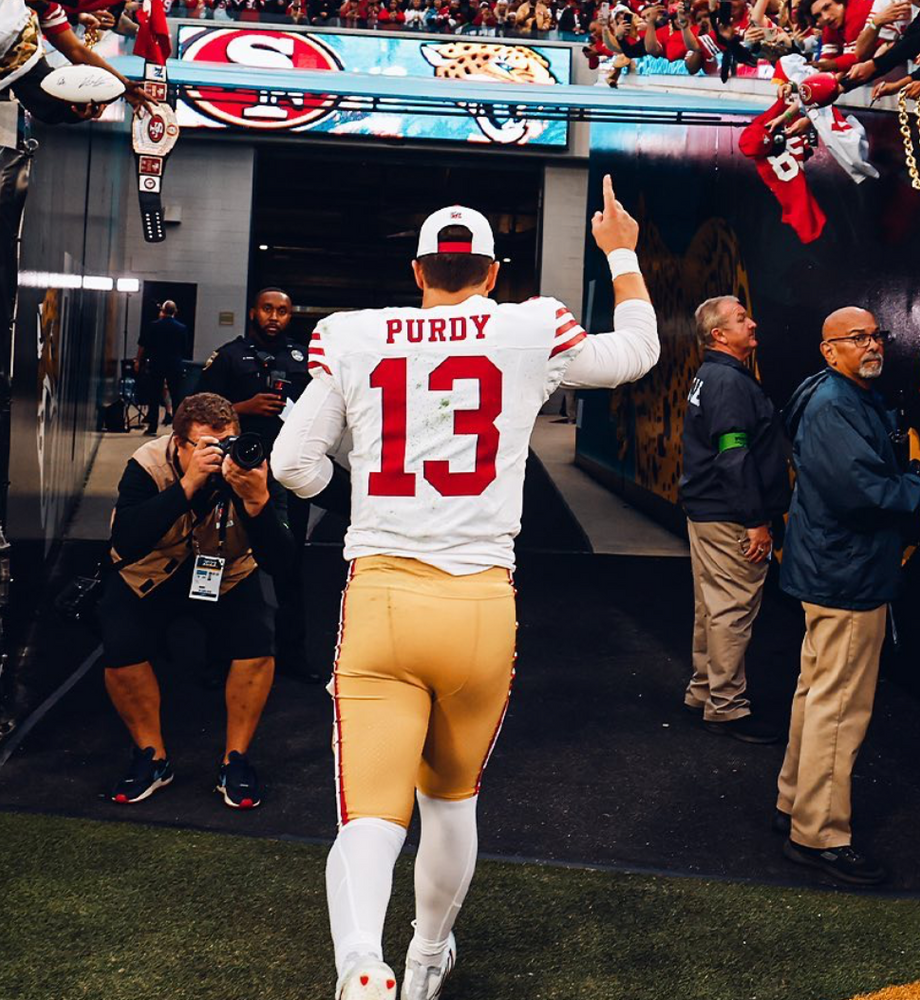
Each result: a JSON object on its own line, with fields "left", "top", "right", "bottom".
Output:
{"left": 98, "top": 393, "right": 295, "bottom": 810}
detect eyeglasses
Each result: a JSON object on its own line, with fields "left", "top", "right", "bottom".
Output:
{"left": 824, "top": 330, "right": 891, "bottom": 349}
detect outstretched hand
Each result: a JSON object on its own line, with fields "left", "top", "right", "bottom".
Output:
{"left": 591, "top": 174, "right": 639, "bottom": 255}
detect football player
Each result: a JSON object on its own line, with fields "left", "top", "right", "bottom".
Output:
{"left": 271, "top": 175, "right": 659, "bottom": 1000}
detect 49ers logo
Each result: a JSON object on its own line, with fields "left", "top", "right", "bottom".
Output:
{"left": 180, "top": 29, "right": 343, "bottom": 130}
{"left": 147, "top": 115, "right": 166, "bottom": 143}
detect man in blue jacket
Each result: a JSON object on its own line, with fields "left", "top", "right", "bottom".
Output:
{"left": 679, "top": 295, "right": 791, "bottom": 743}
{"left": 777, "top": 305, "right": 920, "bottom": 886}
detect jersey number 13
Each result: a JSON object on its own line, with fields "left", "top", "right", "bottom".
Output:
{"left": 368, "top": 356, "right": 503, "bottom": 498}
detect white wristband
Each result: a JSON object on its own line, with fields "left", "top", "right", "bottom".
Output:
{"left": 607, "top": 249, "right": 641, "bottom": 280}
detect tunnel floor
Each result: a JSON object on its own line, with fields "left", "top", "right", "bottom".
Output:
{"left": 3, "top": 535, "right": 920, "bottom": 894}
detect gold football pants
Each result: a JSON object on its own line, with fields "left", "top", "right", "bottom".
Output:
{"left": 331, "top": 555, "right": 517, "bottom": 829}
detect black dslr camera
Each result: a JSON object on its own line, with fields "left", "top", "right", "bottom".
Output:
{"left": 215, "top": 432, "right": 265, "bottom": 470}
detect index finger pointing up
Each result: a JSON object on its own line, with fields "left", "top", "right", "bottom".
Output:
{"left": 603, "top": 174, "right": 617, "bottom": 211}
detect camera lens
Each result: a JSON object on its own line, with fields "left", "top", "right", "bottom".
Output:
{"left": 229, "top": 432, "right": 265, "bottom": 470}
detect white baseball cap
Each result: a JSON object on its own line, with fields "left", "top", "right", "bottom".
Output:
{"left": 416, "top": 205, "right": 495, "bottom": 259}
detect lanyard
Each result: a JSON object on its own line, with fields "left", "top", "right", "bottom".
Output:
{"left": 191, "top": 499, "right": 230, "bottom": 558}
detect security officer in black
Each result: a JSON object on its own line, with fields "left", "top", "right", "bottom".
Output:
{"left": 197, "top": 287, "right": 327, "bottom": 681}
{"left": 678, "top": 294, "right": 790, "bottom": 744}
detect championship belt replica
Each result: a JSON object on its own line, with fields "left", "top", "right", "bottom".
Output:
{"left": 132, "top": 68, "right": 180, "bottom": 243}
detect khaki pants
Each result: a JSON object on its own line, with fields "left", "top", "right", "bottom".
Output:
{"left": 776, "top": 601, "right": 885, "bottom": 849}
{"left": 685, "top": 520, "right": 769, "bottom": 721}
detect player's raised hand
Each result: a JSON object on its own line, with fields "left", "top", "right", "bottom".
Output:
{"left": 591, "top": 174, "right": 639, "bottom": 254}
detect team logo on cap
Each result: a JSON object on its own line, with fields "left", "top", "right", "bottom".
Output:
{"left": 180, "top": 29, "right": 343, "bottom": 131}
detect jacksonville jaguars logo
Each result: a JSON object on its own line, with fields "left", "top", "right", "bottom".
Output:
{"left": 420, "top": 42, "right": 559, "bottom": 145}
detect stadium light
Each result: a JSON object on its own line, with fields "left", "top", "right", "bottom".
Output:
{"left": 82, "top": 276, "right": 115, "bottom": 291}
{"left": 117, "top": 277, "right": 140, "bottom": 293}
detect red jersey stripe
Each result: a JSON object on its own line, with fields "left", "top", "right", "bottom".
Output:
{"left": 309, "top": 347, "right": 326, "bottom": 356}
{"left": 555, "top": 306, "right": 568, "bottom": 319}
{"left": 309, "top": 360, "right": 332, "bottom": 376}
{"left": 555, "top": 319, "right": 581, "bottom": 339}
{"left": 549, "top": 330, "right": 587, "bottom": 359}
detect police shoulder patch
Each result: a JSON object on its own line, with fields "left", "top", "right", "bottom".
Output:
{"left": 203, "top": 350, "right": 220, "bottom": 371}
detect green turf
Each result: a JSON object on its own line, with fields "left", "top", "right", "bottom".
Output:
{"left": 2, "top": 811, "right": 919, "bottom": 1000}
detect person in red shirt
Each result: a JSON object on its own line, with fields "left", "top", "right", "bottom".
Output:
{"left": 798, "top": 0, "right": 874, "bottom": 68}
{"left": 472, "top": 0, "right": 500, "bottom": 26}
{"left": 643, "top": 0, "right": 721, "bottom": 73}
{"left": 378, "top": 0, "right": 406, "bottom": 23}
{"left": 57, "top": 0, "right": 122, "bottom": 30}
{"left": 3, "top": 0, "right": 152, "bottom": 123}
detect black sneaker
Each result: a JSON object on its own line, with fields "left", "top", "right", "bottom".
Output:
{"left": 703, "top": 715, "right": 779, "bottom": 744}
{"left": 783, "top": 839, "right": 887, "bottom": 886}
{"left": 772, "top": 809, "right": 792, "bottom": 836}
{"left": 111, "top": 746, "right": 173, "bottom": 804}
{"left": 216, "top": 751, "right": 261, "bottom": 809}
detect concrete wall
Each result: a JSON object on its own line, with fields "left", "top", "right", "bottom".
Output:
{"left": 539, "top": 163, "right": 589, "bottom": 321}
{"left": 124, "top": 139, "right": 255, "bottom": 362}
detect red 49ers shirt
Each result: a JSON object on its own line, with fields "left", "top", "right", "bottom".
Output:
{"left": 740, "top": 99, "right": 827, "bottom": 244}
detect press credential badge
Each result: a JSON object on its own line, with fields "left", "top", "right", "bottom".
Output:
{"left": 189, "top": 555, "right": 225, "bottom": 602}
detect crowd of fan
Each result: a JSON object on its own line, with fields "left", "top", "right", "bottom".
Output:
{"left": 153, "top": 0, "right": 597, "bottom": 34}
{"left": 581, "top": 0, "right": 920, "bottom": 90}
{"left": 69, "top": 0, "right": 920, "bottom": 96}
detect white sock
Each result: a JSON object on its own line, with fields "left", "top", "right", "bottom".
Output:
{"left": 326, "top": 817, "right": 407, "bottom": 978}
{"left": 409, "top": 793, "right": 478, "bottom": 963}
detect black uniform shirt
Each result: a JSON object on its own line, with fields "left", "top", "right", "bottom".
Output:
{"left": 679, "top": 350, "right": 791, "bottom": 527}
{"left": 197, "top": 333, "right": 310, "bottom": 450}
{"left": 139, "top": 317, "right": 188, "bottom": 371}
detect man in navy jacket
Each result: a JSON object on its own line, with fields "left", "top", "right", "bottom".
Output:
{"left": 679, "top": 295, "right": 791, "bottom": 744}
{"left": 777, "top": 305, "right": 920, "bottom": 886}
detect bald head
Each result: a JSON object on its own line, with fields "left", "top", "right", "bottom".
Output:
{"left": 819, "top": 305, "right": 884, "bottom": 386}
{"left": 822, "top": 306, "right": 875, "bottom": 341}
{"left": 161, "top": 300, "right": 178, "bottom": 317}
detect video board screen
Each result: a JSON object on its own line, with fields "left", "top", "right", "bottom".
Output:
{"left": 175, "top": 26, "right": 571, "bottom": 147}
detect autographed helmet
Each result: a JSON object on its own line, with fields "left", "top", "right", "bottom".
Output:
{"left": 797, "top": 73, "right": 840, "bottom": 108}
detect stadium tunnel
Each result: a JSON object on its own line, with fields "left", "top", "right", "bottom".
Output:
{"left": 3, "top": 16, "right": 920, "bottom": 923}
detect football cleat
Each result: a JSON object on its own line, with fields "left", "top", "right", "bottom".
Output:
{"left": 336, "top": 957, "right": 398, "bottom": 1000}
{"left": 401, "top": 934, "right": 456, "bottom": 1000}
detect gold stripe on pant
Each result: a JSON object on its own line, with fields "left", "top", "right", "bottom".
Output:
{"left": 685, "top": 519, "right": 769, "bottom": 722}
{"left": 776, "top": 601, "right": 886, "bottom": 849}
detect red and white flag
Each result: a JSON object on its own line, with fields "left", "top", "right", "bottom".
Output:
{"left": 777, "top": 55, "right": 879, "bottom": 184}
{"left": 134, "top": 0, "right": 172, "bottom": 65}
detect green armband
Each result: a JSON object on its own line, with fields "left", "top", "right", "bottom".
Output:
{"left": 718, "top": 431, "right": 749, "bottom": 452}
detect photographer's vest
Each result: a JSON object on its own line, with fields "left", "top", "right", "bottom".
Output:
{"left": 112, "top": 435, "right": 257, "bottom": 598}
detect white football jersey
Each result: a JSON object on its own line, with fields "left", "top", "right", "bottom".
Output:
{"left": 308, "top": 294, "right": 587, "bottom": 574}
